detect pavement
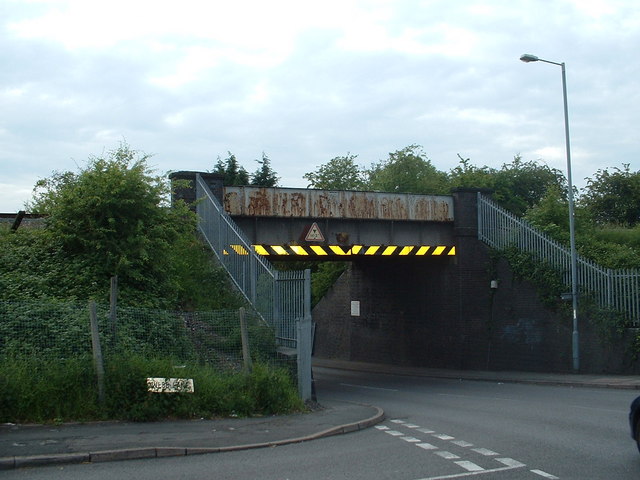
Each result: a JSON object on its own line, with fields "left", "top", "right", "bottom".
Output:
{"left": 2, "top": 358, "right": 640, "bottom": 470}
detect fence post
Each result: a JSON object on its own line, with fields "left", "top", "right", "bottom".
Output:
{"left": 89, "top": 300, "right": 105, "bottom": 405}
{"left": 296, "top": 269, "right": 313, "bottom": 401}
{"left": 239, "top": 307, "right": 253, "bottom": 372}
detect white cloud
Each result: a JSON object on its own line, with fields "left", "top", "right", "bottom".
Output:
{"left": 1, "top": 0, "right": 639, "bottom": 211}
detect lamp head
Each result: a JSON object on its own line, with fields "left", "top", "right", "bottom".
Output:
{"left": 520, "top": 54, "right": 539, "bottom": 63}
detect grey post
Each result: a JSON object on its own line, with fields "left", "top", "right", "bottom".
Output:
{"left": 296, "top": 269, "right": 313, "bottom": 401}
{"left": 520, "top": 53, "right": 580, "bottom": 371}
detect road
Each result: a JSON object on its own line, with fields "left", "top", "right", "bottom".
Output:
{"left": 5, "top": 365, "right": 640, "bottom": 479}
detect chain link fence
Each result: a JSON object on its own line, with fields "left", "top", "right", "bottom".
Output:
{"left": 0, "top": 300, "right": 290, "bottom": 371}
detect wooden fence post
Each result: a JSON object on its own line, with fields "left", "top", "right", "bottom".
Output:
{"left": 239, "top": 307, "right": 253, "bottom": 372}
{"left": 89, "top": 300, "right": 105, "bottom": 405}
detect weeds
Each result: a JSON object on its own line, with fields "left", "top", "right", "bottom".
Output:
{"left": 0, "top": 354, "right": 304, "bottom": 424}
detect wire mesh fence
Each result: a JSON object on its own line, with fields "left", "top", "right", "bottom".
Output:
{"left": 0, "top": 300, "right": 290, "bottom": 371}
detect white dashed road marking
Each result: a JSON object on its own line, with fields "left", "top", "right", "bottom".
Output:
{"left": 454, "top": 461, "right": 485, "bottom": 472}
{"left": 471, "top": 448, "right": 498, "bottom": 456}
{"left": 496, "top": 458, "right": 526, "bottom": 468}
{"left": 531, "top": 470, "right": 560, "bottom": 479}
{"left": 339, "top": 382, "right": 399, "bottom": 391}
{"left": 432, "top": 434, "right": 455, "bottom": 440}
{"left": 417, "top": 443, "right": 438, "bottom": 450}
{"left": 379, "top": 418, "right": 560, "bottom": 479}
{"left": 452, "top": 440, "right": 473, "bottom": 447}
{"left": 435, "top": 451, "right": 460, "bottom": 460}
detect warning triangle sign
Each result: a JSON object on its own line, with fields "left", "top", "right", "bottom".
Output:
{"left": 304, "top": 222, "right": 325, "bottom": 242}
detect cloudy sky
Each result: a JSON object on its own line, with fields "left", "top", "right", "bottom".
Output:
{"left": 1, "top": 0, "right": 638, "bottom": 211}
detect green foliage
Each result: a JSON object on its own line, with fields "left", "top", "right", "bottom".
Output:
{"left": 578, "top": 295, "right": 629, "bottom": 346}
{"left": 592, "top": 225, "right": 640, "bottom": 251}
{"left": 275, "top": 261, "right": 348, "bottom": 306}
{"left": 450, "top": 155, "right": 566, "bottom": 217}
{"left": 0, "top": 228, "right": 68, "bottom": 301}
{"left": 524, "top": 184, "right": 571, "bottom": 235}
{"left": 367, "top": 145, "right": 449, "bottom": 194}
{"left": 213, "top": 152, "right": 250, "bottom": 186}
{"left": 581, "top": 164, "right": 640, "bottom": 226}
{"left": 0, "top": 354, "right": 303, "bottom": 423}
{"left": 168, "top": 234, "right": 245, "bottom": 311}
{"left": 448, "top": 155, "right": 496, "bottom": 190}
{"left": 20, "top": 144, "right": 197, "bottom": 307}
{"left": 0, "top": 354, "right": 98, "bottom": 423}
{"left": 250, "top": 153, "right": 280, "bottom": 187}
{"left": 303, "top": 153, "right": 366, "bottom": 190}
{"left": 525, "top": 186, "right": 640, "bottom": 269}
{"left": 1, "top": 144, "right": 245, "bottom": 310}
{"left": 495, "top": 247, "right": 632, "bottom": 347}
{"left": 491, "top": 156, "right": 566, "bottom": 217}
{"left": 311, "top": 262, "right": 348, "bottom": 306}
{"left": 0, "top": 301, "right": 90, "bottom": 358}
{"left": 499, "top": 246, "right": 568, "bottom": 311}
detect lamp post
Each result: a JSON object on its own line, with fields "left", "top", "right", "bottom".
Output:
{"left": 520, "top": 53, "right": 579, "bottom": 371}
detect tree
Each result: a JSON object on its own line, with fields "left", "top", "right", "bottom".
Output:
{"left": 303, "top": 154, "right": 366, "bottom": 190}
{"left": 524, "top": 183, "right": 575, "bottom": 242}
{"left": 581, "top": 164, "right": 640, "bottom": 227}
{"left": 366, "top": 145, "right": 449, "bottom": 194}
{"left": 250, "top": 153, "right": 280, "bottom": 187}
{"left": 213, "top": 152, "right": 250, "bottom": 186}
{"left": 448, "top": 154, "right": 496, "bottom": 190}
{"left": 491, "top": 156, "right": 566, "bottom": 217}
{"left": 26, "top": 143, "right": 198, "bottom": 307}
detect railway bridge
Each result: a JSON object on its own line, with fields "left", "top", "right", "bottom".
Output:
{"left": 171, "top": 171, "right": 638, "bottom": 375}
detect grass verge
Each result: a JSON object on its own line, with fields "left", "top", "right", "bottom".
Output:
{"left": 0, "top": 354, "right": 304, "bottom": 423}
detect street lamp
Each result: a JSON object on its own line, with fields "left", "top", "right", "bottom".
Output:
{"left": 520, "top": 53, "right": 580, "bottom": 372}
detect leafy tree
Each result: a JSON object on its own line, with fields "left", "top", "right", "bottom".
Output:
{"left": 303, "top": 154, "right": 365, "bottom": 190}
{"left": 448, "top": 155, "right": 496, "bottom": 190}
{"left": 366, "top": 145, "right": 449, "bottom": 194}
{"left": 250, "top": 153, "right": 280, "bottom": 187}
{"left": 491, "top": 156, "right": 566, "bottom": 217}
{"left": 213, "top": 152, "right": 250, "bottom": 186}
{"left": 18, "top": 143, "right": 242, "bottom": 309}
{"left": 524, "top": 184, "right": 586, "bottom": 242}
{"left": 581, "top": 164, "right": 640, "bottom": 227}
{"left": 524, "top": 183, "right": 640, "bottom": 270}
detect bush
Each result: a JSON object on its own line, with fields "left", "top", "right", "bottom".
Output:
{"left": 0, "top": 354, "right": 304, "bottom": 423}
{"left": 0, "top": 354, "right": 98, "bottom": 423}
{"left": 105, "top": 355, "right": 304, "bottom": 421}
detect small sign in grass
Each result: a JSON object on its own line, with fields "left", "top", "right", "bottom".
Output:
{"left": 146, "top": 377, "right": 194, "bottom": 393}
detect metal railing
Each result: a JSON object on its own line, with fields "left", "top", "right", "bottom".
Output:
{"left": 195, "top": 175, "right": 313, "bottom": 399}
{"left": 196, "top": 174, "right": 310, "bottom": 347}
{"left": 478, "top": 193, "right": 640, "bottom": 326}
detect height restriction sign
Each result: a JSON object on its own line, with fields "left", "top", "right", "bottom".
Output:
{"left": 303, "top": 222, "right": 325, "bottom": 242}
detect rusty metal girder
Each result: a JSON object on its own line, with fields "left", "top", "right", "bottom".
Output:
{"left": 223, "top": 186, "right": 454, "bottom": 222}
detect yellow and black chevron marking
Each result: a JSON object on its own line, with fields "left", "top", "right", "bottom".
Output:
{"left": 223, "top": 244, "right": 456, "bottom": 257}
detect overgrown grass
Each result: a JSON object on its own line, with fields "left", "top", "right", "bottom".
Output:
{"left": 0, "top": 354, "right": 304, "bottom": 424}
